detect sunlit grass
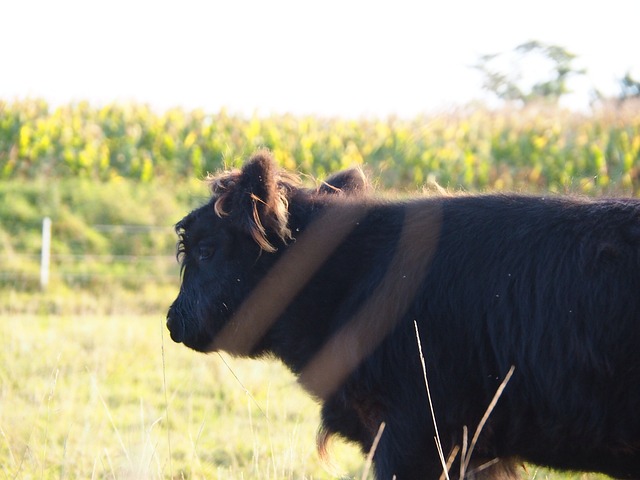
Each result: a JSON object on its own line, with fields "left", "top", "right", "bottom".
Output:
{"left": 0, "top": 314, "right": 364, "bottom": 479}
{"left": 0, "top": 313, "right": 613, "bottom": 479}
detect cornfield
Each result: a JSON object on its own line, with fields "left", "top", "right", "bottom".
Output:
{"left": 2, "top": 99, "right": 639, "bottom": 194}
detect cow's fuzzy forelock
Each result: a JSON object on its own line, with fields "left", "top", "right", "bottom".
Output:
{"left": 207, "top": 167, "right": 298, "bottom": 252}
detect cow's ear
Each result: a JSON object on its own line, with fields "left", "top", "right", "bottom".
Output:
{"left": 211, "top": 151, "right": 292, "bottom": 252}
{"left": 319, "top": 167, "right": 369, "bottom": 196}
{"left": 237, "top": 150, "right": 280, "bottom": 208}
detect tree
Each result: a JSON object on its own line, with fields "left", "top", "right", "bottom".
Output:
{"left": 619, "top": 71, "right": 640, "bottom": 101}
{"left": 474, "top": 40, "right": 586, "bottom": 105}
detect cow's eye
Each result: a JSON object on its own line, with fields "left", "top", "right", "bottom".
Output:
{"left": 198, "top": 245, "right": 214, "bottom": 261}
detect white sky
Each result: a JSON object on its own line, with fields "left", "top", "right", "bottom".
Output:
{"left": 1, "top": 0, "right": 638, "bottom": 118}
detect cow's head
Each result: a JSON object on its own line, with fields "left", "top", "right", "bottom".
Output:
{"left": 166, "top": 151, "right": 368, "bottom": 353}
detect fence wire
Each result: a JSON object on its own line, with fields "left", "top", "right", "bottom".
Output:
{"left": 1, "top": 221, "right": 180, "bottom": 288}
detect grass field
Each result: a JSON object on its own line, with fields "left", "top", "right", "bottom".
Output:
{"left": 0, "top": 313, "right": 363, "bottom": 479}
{"left": 0, "top": 312, "right": 610, "bottom": 480}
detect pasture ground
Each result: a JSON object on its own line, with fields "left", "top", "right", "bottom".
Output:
{"left": 0, "top": 313, "right": 609, "bottom": 480}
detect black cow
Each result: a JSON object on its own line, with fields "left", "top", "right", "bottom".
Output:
{"left": 167, "top": 150, "right": 640, "bottom": 479}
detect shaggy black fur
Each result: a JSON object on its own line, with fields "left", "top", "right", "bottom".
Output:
{"left": 167, "top": 151, "right": 640, "bottom": 480}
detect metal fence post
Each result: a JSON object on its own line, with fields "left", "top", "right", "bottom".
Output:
{"left": 41, "top": 217, "right": 51, "bottom": 289}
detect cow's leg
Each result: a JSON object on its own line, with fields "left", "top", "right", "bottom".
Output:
{"left": 371, "top": 420, "right": 444, "bottom": 480}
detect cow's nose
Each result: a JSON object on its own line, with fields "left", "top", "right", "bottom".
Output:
{"left": 166, "top": 309, "right": 185, "bottom": 343}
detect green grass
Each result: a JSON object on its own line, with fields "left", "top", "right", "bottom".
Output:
{"left": 0, "top": 313, "right": 363, "bottom": 479}
{"left": 0, "top": 313, "right": 611, "bottom": 480}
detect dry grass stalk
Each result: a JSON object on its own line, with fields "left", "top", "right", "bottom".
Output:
{"left": 414, "top": 320, "right": 516, "bottom": 480}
